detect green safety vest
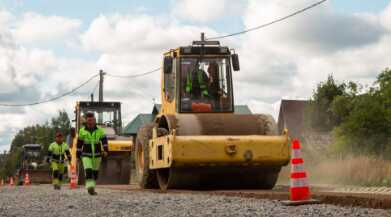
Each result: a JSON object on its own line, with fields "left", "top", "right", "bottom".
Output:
{"left": 186, "top": 69, "right": 209, "bottom": 97}
{"left": 48, "top": 142, "right": 70, "bottom": 162}
{"left": 78, "top": 127, "right": 106, "bottom": 157}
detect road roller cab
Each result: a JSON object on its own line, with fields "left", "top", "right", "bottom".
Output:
{"left": 70, "top": 101, "right": 132, "bottom": 185}
{"left": 17, "top": 144, "right": 51, "bottom": 185}
{"left": 135, "top": 33, "right": 290, "bottom": 190}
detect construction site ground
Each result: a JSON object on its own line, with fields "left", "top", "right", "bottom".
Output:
{"left": 0, "top": 184, "right": 390, "bottom": 217}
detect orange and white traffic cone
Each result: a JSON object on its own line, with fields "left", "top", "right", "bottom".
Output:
{"left": 69, "top": 165, "right": 78, "bottom": 189}
{"left": 282, "top": 139, "right": 319, "bottom": 205}
{"left": 24, "top": 173, "right": 31, "bottom": 186}
{"left": 9, "top": 177, "right": 14, "bottom": 186}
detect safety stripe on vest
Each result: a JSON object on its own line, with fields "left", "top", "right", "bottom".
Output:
{"left": 291, "top": 177, "right": 309, "bottom": 188}
{"left": 83, "top": 140, "right": 99, "bottom": 145}
{"left": 291, "top": 158, "right": 304, "bottom": 165}
{"left": 51, "top": 159, "right": 66, "bottom": 163}
{"left": 82, "top": 153, "right": 101, "bottom": 157}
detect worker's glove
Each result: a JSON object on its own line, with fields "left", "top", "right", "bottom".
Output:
{"left": 102, "top": 151, "right": 108, "bottom": 158}
{"left": 46, "top": 157, "right": 51, "bottom": 164}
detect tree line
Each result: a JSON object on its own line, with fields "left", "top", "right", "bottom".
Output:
{"left": 0, "top": 111, "right": 71, "bottom": 179}
{"left": 306, "top": 68, "right": 391, "bottom": 159}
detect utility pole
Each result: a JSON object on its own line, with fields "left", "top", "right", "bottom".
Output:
{"left": 98, "top": 70, "right": 105, "bottom": 123}
{"left": 99, "top": 70, "right": 105, "bottom": 103}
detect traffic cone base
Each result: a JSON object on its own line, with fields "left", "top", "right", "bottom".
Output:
{"left": 9, "top": 177, "right": 14, "bottom": 186}
{"left": 282, "top": 139, "right": 320, "bottom": 206}
{"left": 24, "top": 173, "right": 31, "bottom": 186}
{"left": 281, "top": 198, "right": 320, "bottom": 206}
{"left": 69, "top": 165, "right": 78, "bottom": 189}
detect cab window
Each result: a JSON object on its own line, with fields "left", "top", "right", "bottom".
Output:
{"left": 164, "top": 58, "right": 176, "bottom": 102}
{"left": 180, "top": 58, "right": 233, "bottom": 113}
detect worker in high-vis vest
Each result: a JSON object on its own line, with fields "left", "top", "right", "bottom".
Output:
{"left": 47, "top": 131, "right": 71, "bottom": 190}
{"left": 76, "top": 112, "right": 108, "bottom": 195}
{"left": 185, "top": 68, "right": 209, "bottom": 98}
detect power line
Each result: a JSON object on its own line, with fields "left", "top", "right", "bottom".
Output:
{"left": 0, "top": 73, "right": 99, "bottom": 107}
{"left": 0, "top": 1, "right": 327, "bottom": 107}
{"left": 207, "top": 0, "right": 328, "bottom": 40}
{"left": 105, "top": 67, "right": 161, "bottom": 78}
{"left": 91, "top": 80, "right": 100, "bottom": 95}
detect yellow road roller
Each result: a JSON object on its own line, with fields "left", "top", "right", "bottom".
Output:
{"left": 70, "top": 101, "right": 132, "bottom": 184}
{"left": 135, "top": 33, "right": 290, "bottom": 190}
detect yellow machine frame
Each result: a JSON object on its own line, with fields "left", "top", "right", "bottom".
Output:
{"left": 135, "top": 34, "right": 291, "bottom": 190}
{"left": 149, "top": 129, "right": 289, "bottom": 169}
{"left": 150, "top": 50, "right": 290, "bottom": 170}
{"left": 70, "top": 101, "right": 133, "bottom": 184}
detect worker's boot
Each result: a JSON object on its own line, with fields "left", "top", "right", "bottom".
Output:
{"left": 54, "top": 185, "right": 60, "bottom": 190}
{"left": 87, "top": 187, "right": 97, "bottom": 195}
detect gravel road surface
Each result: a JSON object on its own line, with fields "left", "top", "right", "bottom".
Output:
{"left": 0, "top": 185, "right": 390, "bottom": 217}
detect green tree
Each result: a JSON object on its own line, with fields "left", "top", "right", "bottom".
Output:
{"left": 51, "top": 110, "right": 71, "bottom": 134}
{"left": 0, "top": 110, "right": 71, "bottom": 177}
{"left": 306, "top": 75, "right": 347, "bottom": 131}
{"left": 331, "top": 68, "right": 391, "bottom": 158}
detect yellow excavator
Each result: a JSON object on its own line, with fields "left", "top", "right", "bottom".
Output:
{"left": 135, "top": 33, "right": 290, "bottom": 190}
{"left": 70, "top": 71, "right": 133, "bottom": 184}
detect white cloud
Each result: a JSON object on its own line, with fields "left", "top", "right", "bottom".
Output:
{"left": 11, "top": 12, "right": 82, "bottom": 44}
{"left": 0, "top": 10, "right": 98, "bottom": 152}
{"left": 381, "top": 3, "right": 391, "bottom": 31}
{"left": 81, "top": 14, "right": 220, "bottom": 54}
{"left": 173, "top": 0, "right": 227, "bottom": 22}
{"left": 172, "top": 0, "right": 247, "bottom": 23}
{"left": 234, "top": 0, "right": 391, "bottom": 105}
{"left": 0, "top": 10, "right": 12, "bottom": 28}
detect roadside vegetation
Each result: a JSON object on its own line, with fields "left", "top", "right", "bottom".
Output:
{"left": 302, "top": 68, "right": 391, "bottom": 187}
{"left": 0, "top": 111, "right": 70, "bottom": 179}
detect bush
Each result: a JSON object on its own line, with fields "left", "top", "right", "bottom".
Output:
{"left": 306, "top": 69, "right": 391, "bottom": 159}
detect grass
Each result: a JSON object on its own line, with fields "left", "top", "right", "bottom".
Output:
{"left": 278, "top": 154, "right": 391, "bottom": 187}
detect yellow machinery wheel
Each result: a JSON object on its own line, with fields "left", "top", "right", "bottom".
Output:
{"left": 135, "top": 123, "right": 159, "bottom": 189}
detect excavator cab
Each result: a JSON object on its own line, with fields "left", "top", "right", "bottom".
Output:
{"left": 17, "top": 144, "right": 51, "bottom": 185}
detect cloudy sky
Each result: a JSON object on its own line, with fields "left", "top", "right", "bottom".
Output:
{"left": 0, "top": 0, "right": 390, "bottom": 152}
